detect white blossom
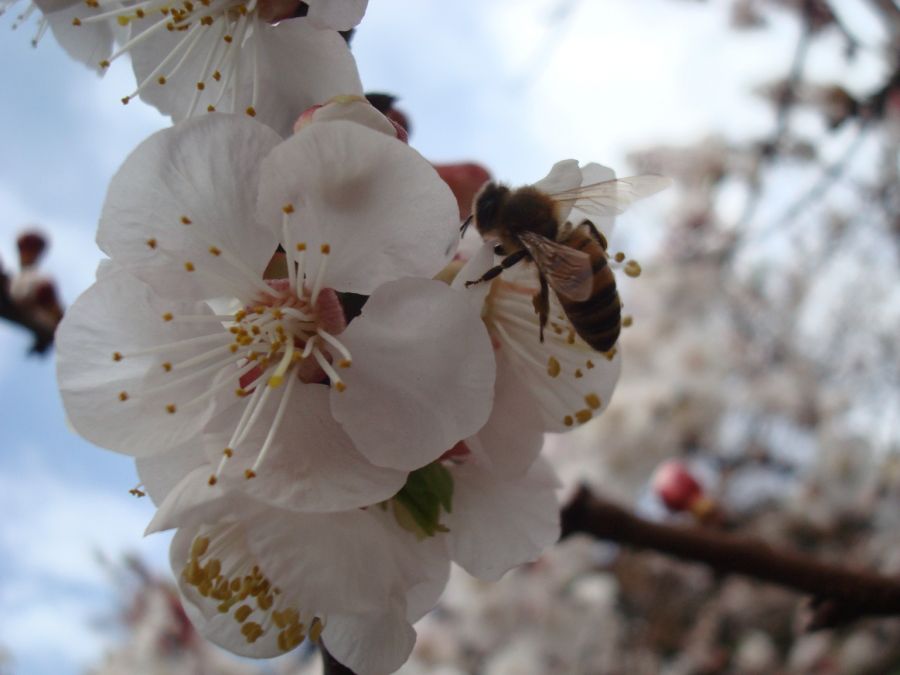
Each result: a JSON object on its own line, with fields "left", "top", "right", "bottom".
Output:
{"left": 57, "top": 113, "right": 495, "bottom": 509}
{"left": 137, "top": 436, "right": 559, "bottom": 674}
{"left": 67, "top": 0, "right": 362, "bottom": 135}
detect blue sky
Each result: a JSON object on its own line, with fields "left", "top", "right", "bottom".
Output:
{"left": 0, "top": 1, "right": 888, "bottom": 672}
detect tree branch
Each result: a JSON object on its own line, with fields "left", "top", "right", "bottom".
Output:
{"left": 0, "top": 272, "right": 55, "bottom": 354}
{"left": 561, "top": 486, "right": 900, "bottom": 626}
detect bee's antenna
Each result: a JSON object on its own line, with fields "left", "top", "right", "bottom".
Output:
{"left": 460, "top": 215, "right": 473, "bottom": 236}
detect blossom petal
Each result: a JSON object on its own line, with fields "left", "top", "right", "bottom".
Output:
{"left": 207, "top": 384, "right": 407, "bottom": 513}
{"left": 246, "top": 509, "right": 427, "bottom": 616}
{"left": 56, "top": 269, "right": 238, "bottom": 457}
{"left": 43, "top": 2, "right": 115, "bottom": 71}
{"left": 323, "top": 609, "right": 415, "bottom": 675}
{"left": 305, "top": 0, "right": 369, "bottom": 31}
{"left": 135, "top": 440, "right": 208, "bottom": 505}
{"left": 97, "top": 115, "right": 281, "bottom": 302}
{"left": 446, "top": 458, "right": 560, "bottom": 581}
{"left": 333, "top": 278, "right": 496, "bottom": 470}
{"left": 128, "top": 19, "right": 362, "bottom": 137}
{"left": 468, "top": 350, "right": 546, "bottom": 477}
{"left": 145, "top": 466, "right": 233, "bottom": 534}
{"left": 488, "top": 262, "right": 622, "bottom": 432}
{"left": 257, "top": 120, "right": 459, "bottom": 294}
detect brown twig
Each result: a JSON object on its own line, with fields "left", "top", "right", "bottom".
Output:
{"left": 561, "top": 485, "right": 900, "bottom": 626}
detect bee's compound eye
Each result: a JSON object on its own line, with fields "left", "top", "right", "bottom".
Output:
{"left": 494, "top": 244, "right": 507, "bottom": 256}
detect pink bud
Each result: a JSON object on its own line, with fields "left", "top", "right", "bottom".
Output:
{"left": 652, "top": 460, "right": 704, "bottom": 513}
{"left": 433, "top": 162, "right": 491, "bottom": 221}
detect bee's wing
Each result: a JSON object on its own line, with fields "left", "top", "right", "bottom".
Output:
{"left": 549, "top": 175, "right": 672, "bottom": 216}
{"left": 519, "top": 231, "right": 593, "bottom": 301}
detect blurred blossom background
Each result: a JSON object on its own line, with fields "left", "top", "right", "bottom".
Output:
{"left": 2, "top": 0, "right": 899, "bottom": 673}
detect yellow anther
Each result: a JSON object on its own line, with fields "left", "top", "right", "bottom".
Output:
{"left": 309, "top": 618, "right": 324, "bottom": 643}
{"left": 166, "top": 404, "right": 177, "bottom": 414}
{"left": 258, "top": 594, "right": 273, "bottom": 611}
{"left": 335, "top": 381, "right": 346, "bottom": 393}
{"left": 574, "top": 368, "right": 583, "bottom": 378}
{"left": 566, "top": 331, "right": 575, "bottom": 345}
{"left": 282, "top": 203, "right": 294, "bottom": 214}
{"left": 136, "top": 8, "right": 144, "bottom": 17}
{"left": 157, "top": 75, "right": 167, "bottom": 85}
{"left": 245, "top": 106, "right": 257, "bottom": 117}
{"left": 235, "top": 387, "right": 248, "bottom": 397}
{"left": 624, "top": 260, "right": 642, "bottom": 277}
{"left": 208, "top": 475, "right": 218, "bottom": 486}
{"left": 296, "top": 242, "right": 306, "bottom": 252}
{"left": 614, "top": 252, "right": 625, "bottom": 263}
{"left": 320, "top": 244, "right": 331, "bottom": 254}
{"left": 146, "top": 238, "right": 157, "bottom": 249}
{"left": 267, "top": 374, "right": 284, "bottom": 388}
{"left": 223, "top": 34, "right": 233, "bottom": 43}
{"left": 200, "top": 15, "right": 213, "bottom": 24}
{"left": 184, "top": 261, "right": 195, "bottom": 272}
{"left": 339, "top": 359, "right": 351, "bottom": 368}
{"left": 207, "top": 105, "right": 216, "bottom": 112}
{"left": 121, "top": 96, "right": 131, "bottom": 105}
{"left": 212, "top": 70, "right": 221, "bottom": 81}
{"left": 563, "top": 415, "right": 574, "bottom": 427}
{"left": 223, "top": 448, "right": 233, "bottom": 458}
{"left": 575, "top": 409, "right": 593, "bottom": 424}
{"left": 162, "top": 312, "right": 174, "bottom": 322}
{"left": 181, "top": 216, "right": 192, "bottom": 225}
{"left": 586, "top": 359, "right": 595, "bottom": 369}
{"left": 129, "top": 487, "right": 146, "bottom": 497}
{"left": 229, "top": 344, "right": 239, "bottom": 353}
{"left": 234, "top": 604, "right": 253, "bottom": 623}
{"left": 244, "top": 469, "right": 257, "bottom": 480}
{"left": 99, "top": 59, "right": 110, "bottom": 68}
{"left": 118, "top": 391, "right": 129, "bottom": 402}
{"left": 112, "top": 351, "right": 123, "bottom": 361}
{"left": 603, "top": 347, "right": 617, "bottom": 361}
{"left": 547, "top": 356, "right": 561, "bottom": 378}
{"left": 162, "top": 362, "right": 172, "bottom": 372}
{"left": 622, "top": 315, "right": 633, "bottom": 327}
{"left": 585, "top": 393, "right": 601, "bottom": 409}
{"left": 71, "top": 17, "right": 82, "bottom": 25}
{"left": 206, "top": 558, "right": 221, "bottom": 579}
{"left": 191, "top": 536, "right": 210, "bottom": 558}
{"left": 209, "top": 246, "right": 221, "bottom": 256}
{"left": 241, "top": 622, "right": 263, "bottom": 643}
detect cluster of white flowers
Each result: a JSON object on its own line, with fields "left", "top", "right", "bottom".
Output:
{"left": 38, "top": 4, "right": 638, "bottom": 673}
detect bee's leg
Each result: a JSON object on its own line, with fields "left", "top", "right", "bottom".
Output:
{"left": 464, "top": 249, "right": 528, "bottom": 287}
{"left": 532, "top": 274, "right": 550, "bottom": 343}
{"left": 459, "top": 214, "right": 473, "bottom": 235}
{"left": 577, "top": 219, "right": 608, "bottom": 251}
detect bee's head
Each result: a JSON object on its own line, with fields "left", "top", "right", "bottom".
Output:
{"left": 472, "top": 182, "right": 509, "bottom": 236}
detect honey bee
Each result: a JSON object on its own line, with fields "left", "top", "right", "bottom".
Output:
{"left": 463, "top": 174, "right": 670, "bottom": 352}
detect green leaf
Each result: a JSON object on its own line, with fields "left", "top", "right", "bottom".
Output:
{"left": 390, "top": 462, "right": 455, "bottom": 538}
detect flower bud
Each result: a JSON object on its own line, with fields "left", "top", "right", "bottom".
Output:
{"left": 16, "top": 229, "right": 48, "bottom": 268}
{"left": 651, "top": 459, "right": 704, "bottom": 513}
{"left": 434, "top": 162, "right": 491, "bottom": 220}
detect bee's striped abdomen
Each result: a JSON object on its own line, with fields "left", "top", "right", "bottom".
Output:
{"left": 558, "top": 232, "right": 621, "bottom": 352}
